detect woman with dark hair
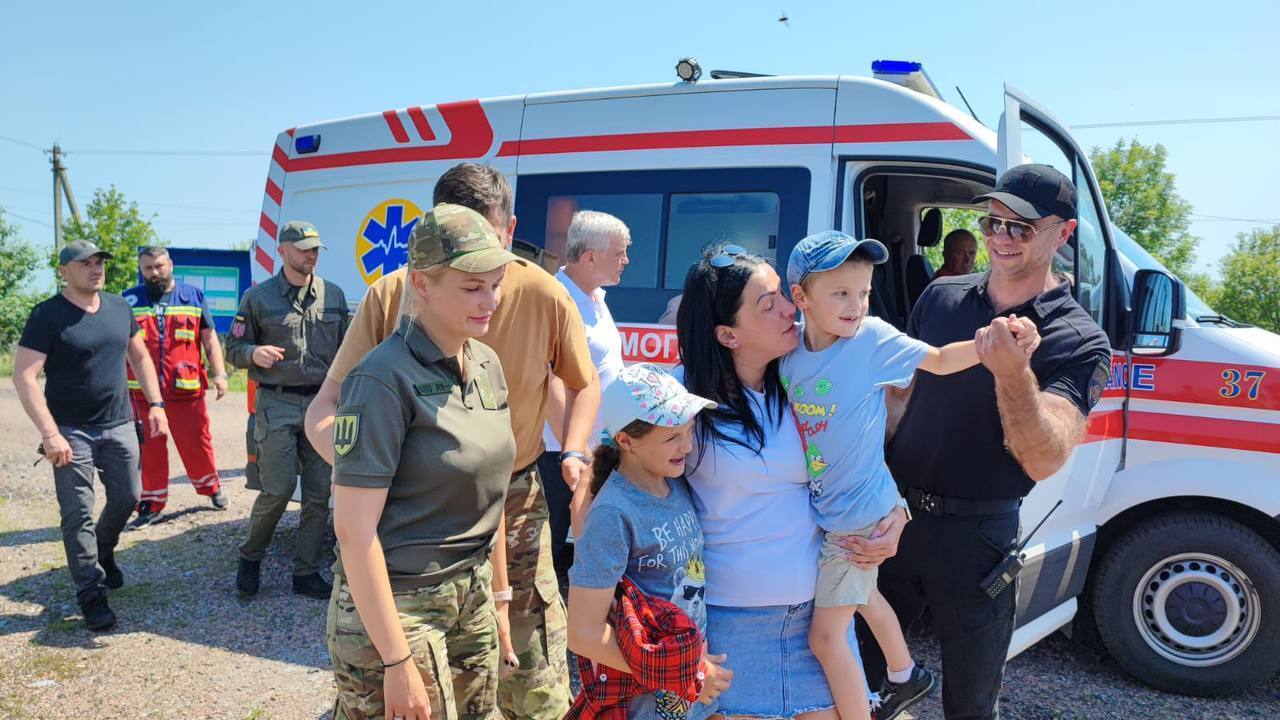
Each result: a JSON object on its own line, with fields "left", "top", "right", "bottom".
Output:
{"left": 674, "top": 244, "right": 907, "bottom": 719}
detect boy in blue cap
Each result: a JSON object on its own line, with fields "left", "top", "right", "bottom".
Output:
{"left": 781, "top": 231, "right": 1038, "bottom": 720}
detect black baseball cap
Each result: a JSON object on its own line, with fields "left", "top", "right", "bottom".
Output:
{"left": 974, "top": 164, "right": 1077, "bottom": 221}
{"left": 58, "top": 239, "right": 112, "bottom": 266}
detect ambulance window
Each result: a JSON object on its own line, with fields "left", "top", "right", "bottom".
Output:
{"left": 1073, "top": 158, "right": 1107, "bottom": 327}
{"left": 544, "top": 193, "right": 663, "bottom": 288}
{"left": 663, "top": 192, "right": 780, "bottom": 289}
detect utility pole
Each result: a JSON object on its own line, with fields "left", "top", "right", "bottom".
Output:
{"left": 48, "top": 143, "right": 82, "bottom": 255}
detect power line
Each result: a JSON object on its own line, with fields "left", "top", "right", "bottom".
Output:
{"left": 68, "top": 148, "right": 266, "bottom": 157}
{"left": 1, "top": 185, "right": 255, "bottom": 214}
{"left": 0, "top": 134, "right": 44, "bottom": 151}
{"left": 5, "top": 210, "right": 54, "bottom": 228}
{"left": 1071, "top": 115, "right": 1280, "bottom": 130}
{"left": 1192, "top": 213, "right": 1280, "bottom": 222}
{"left": 0, "top": 184, "right": 45, "bottom": 196}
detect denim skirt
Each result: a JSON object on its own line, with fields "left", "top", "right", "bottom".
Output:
{"left": 701, "top": 601, "right": 861, "bottom": 718}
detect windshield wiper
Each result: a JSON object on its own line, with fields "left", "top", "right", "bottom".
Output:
{"left": 1194, "top": 314, "right": 1247, "bottom": 328}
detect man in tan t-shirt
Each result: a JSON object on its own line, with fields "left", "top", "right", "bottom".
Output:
{"left": 306, "top": 163, "right": 597, "bottom": 719}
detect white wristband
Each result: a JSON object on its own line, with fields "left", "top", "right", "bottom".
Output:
{"left": 493, "top": 588, "right": 513, "bottom": 602}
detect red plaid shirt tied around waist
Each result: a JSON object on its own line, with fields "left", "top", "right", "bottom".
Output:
{"left": 567, "top": 576, "right": 705, "bottom": 719}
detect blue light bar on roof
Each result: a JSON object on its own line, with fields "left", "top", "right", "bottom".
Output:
{"left": 295, "top": 134, "right": 321, "bottom": 154}
{"left": 871, "top": 60, "right": 923, "bottom": 75}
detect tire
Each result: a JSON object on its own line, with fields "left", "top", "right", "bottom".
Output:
{"left": 1091, "top": 512, "right": 1280, "bottom": 696}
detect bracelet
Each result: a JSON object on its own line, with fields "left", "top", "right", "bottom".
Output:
{"left": 493, "top": 588, "right": 513, "bottom": 602}
{"left": 381, "top": 652, "right": 413, "bottom": 670}
{"left": 149, "top": 402, "right": 166, "bottom": 409}
{"left": 559, "top": 450, "right": 588, "bottom": 464}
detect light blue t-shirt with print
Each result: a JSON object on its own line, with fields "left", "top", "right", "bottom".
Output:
{"left": 570, "top": 472, "right": 708, "bottom": 632}
{"left": 780, "top": 316, "right": 930, "bottom": 533}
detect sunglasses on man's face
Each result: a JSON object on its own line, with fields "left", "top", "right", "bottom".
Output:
{"left": 977, "top": 215, "right": 1066, "bottom": 243}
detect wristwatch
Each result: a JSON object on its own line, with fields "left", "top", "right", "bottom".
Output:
{"left": 149, "top": 401, "right": 166, "bottom": 409}
{"left": 559, "top": 450, "right": 588, "bottom": 464}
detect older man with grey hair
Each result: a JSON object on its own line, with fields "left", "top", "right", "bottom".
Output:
{"left": 541, "top": 209, "right": 630, "bottom": 593}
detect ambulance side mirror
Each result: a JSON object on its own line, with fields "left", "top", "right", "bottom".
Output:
{"left": 1128, "top": 269, "right": 1184, "bottom": 357}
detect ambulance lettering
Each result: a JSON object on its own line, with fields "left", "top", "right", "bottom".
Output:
{"left": 356, "top": 199, "right": 424, "bottom": 285}
{"left": 618, "top": 325, "right": 680, "bottom": 365}
{"left": 1106, "top": 361, "right": 1158, "bottom": 392}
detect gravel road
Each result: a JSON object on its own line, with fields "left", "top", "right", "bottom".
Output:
{"left": 0, "top": 386, "right": 1276, "bottom": 719}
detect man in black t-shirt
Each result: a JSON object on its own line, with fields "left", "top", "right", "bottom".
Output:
{"left": 12, "top": 240, "right": 170, "bottom": 632}
{"left": 854, "top": 165, "right": 1112, "bottom": 720}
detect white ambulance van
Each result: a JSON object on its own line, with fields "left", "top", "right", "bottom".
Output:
{"left": 250, "top": 61, "right": 1280, "bottom": 695}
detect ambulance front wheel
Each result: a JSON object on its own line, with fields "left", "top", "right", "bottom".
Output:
{"left": 1091, "top": 511, "right": 1280, "bottom": 696}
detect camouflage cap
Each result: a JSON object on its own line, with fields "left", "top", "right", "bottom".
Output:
{"left": 278, "top": 220, "right": 326, "bottom": 250}
{"left": 408, "top": 203, "right": 525, "bottom": 273}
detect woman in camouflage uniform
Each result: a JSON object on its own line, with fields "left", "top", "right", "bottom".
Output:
{"left": 327, "top": 204, "right": 523, "bottom": 720}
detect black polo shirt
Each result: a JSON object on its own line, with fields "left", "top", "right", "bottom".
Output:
{"left": 887, "top": 273, "right": 1112, "bottom": 500}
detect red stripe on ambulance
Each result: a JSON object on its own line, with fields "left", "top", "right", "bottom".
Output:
{"left": 265, "top": 178, "right": 283, "bottom": 206}
{"left": 406, "top": 106, "right": 436, "bottom": 141}
{"left": 282, "top": 101, "right": 494, "bottom": 172}
{"left": 496, "top": 121, "right": 969, "bottom": 158}
{"left": 1102, "top": 355, "right": 1278, "bottom": 412}
{"left": 382, "top": 110, "right": 411, "bottom": 143}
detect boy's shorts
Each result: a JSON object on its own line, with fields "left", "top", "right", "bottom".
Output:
{"left": 815, "top": 520, "right": 882, "bottom": 608}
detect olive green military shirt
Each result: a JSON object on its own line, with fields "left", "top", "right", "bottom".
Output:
{"left": 331, "top": 317, "right": 517, "bottom": 591}
{"left": 225, "top": 273, "right": 350, "bottom": 387}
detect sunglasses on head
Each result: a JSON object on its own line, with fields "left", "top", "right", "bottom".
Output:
{"left": 709, "top": 244, "right": 747, "bottom": 268}
{"left": 977, "top": 215, "right": 1066, "bottom": 242}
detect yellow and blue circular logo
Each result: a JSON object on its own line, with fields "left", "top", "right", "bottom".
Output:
{"left": 356, "top": 198, "right": 424, "bottom": 285}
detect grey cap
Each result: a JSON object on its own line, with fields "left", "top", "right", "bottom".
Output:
{"left": 59, "top": 239, "right": 113, "bottom": 266}
{"left": 278, "top": 220, "right": 326, "bottom": 250}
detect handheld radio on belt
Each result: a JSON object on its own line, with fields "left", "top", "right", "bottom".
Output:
{"left": 979, "top": 499, "right": 1063, "bottom": 599}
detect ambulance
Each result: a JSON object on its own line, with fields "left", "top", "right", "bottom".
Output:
{"left": 249, "top": 60, "right": 1280, "bottom": 696}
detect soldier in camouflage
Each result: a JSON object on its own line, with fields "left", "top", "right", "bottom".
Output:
{"left": 328, "top": 204, "right": 524, "bottom": 720}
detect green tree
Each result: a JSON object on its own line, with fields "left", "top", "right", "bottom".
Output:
{"left": 1090, "top": 139, "right": 1199, "bottom": 278}
{"left": 0, "top": 208, "right": 46, "bottom": 350}
{"left": 58, "top": 186, "right": 159, "bottom": 293}
{"left": 1212, "top": 225, "right": 1280, "bottom": 332}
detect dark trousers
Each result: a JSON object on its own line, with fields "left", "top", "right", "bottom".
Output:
{"left": 857, "top": 509, "right": 1020, "bottom": 720}
{"left": 536, "top": 451, "right": 573, "bottom": 596}
{"left": 53, "top": 422, "right": 141, "bottom": 603}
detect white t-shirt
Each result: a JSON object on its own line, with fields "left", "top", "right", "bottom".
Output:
{"left": 781, "top": 316, "right": 930, "bottom": 533}
{"left": 543, "top": 269, "right": 626, "bottom": 452}
{"left": 672, "top": 366, "right": 821, "bottom": 608}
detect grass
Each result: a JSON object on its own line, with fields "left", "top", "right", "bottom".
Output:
{"left": 0, "top": 350, "right": 11, "bottom": 378}
{"left": 244, "top": 707, "right": 268, "bottom": 720}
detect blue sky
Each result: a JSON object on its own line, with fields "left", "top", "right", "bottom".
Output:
{"left": 3, "top": 1, "right": 1277, "bottom": 290}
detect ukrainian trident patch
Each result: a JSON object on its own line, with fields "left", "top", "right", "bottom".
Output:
{"left": 332, "top": 413, "right": 361, "bottom": 457}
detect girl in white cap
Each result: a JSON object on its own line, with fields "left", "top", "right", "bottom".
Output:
{"left": 567, "top": 363, "right": 731, "bottom": 718}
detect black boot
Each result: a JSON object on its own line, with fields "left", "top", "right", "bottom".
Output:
{"left": 128, "top": 501, "right": 159, "bottom": 530}
{"left": 98, "top": 546, "right": 124, "bottom": 589}
{"left": 210, "top": 491, "right": 229, "bottom": 510}
{"left": 236, "top": 558, "right": 261, "bottom": 597}
{"left": 79, "top": 589, "right": 117, "bottom": 632}
{"left": 292, "top": 572, "right": 332, "bottom": 600}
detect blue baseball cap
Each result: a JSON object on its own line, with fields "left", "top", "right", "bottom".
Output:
{"left": 786, "top": 231, "right": 888, "bottom": 287}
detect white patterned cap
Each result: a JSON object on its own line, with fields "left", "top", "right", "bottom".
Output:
{"left": 600, "top": 364, "right": 717, "bottom": 437}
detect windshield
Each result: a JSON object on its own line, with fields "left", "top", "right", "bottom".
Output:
{"left": 1111, "top": 225, "right": 1217, "bottom": 320}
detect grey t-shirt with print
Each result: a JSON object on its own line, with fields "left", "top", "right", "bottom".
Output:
{"left": 570, "top": 472, "right": 707, "bottom": 632}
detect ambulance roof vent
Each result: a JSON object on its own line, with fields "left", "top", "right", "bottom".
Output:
{"left": 871, "top": 60, "right": 942, "bottom": 100}
{"left": 709, "top": 69, "right": 772, "bottom": 79}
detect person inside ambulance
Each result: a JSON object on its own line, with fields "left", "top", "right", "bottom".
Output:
{"left": 930, "top": 229, "right": 978, "bottom": 280}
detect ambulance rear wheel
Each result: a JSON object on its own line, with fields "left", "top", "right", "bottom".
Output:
{"left": 1091, "top": 512, "right": 1280, "bottom": 696}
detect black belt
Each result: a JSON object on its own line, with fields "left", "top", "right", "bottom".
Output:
{"left": 906, "top": 487, "right": 1021, "bottom": 517}
{"left": 258, "top": 383, "right": 322, "bottom": 396}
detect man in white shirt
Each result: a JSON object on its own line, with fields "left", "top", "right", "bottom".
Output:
{"left": 541, "top": 210, "right": 630, "bottom": 593}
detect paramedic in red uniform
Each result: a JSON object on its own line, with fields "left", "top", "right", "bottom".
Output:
{"left": 124, "top": 246, "right": 229, "bottom": 527}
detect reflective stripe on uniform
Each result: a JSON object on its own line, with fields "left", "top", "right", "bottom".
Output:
{"left": 127, "top": 379, "right": 141, "bottom": 390}
{"left": 174, "top": 328, "right": 197, "bottom": 341}
{"left": 175, "top": 378, "right": 201, "bottom": 390}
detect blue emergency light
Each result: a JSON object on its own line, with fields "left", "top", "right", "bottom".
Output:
{"left": 871, "top": 60, "right": 923, "bottom": 75}
{"left": 295, "top": 134, "right": 321, "bottom": 154}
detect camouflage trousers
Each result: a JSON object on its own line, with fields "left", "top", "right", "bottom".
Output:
{"left": 498, "top": 463, "right": 571, "bottom": 719}
{"left": 328, "top": 561, "right": 501, "bottom": 720}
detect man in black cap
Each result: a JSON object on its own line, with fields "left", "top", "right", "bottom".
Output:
{"left": 12, "top": 240, "right": 170, "bottom": 631}
{"left": 854, "top": 164, "right": 1112, "bottom": 719}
